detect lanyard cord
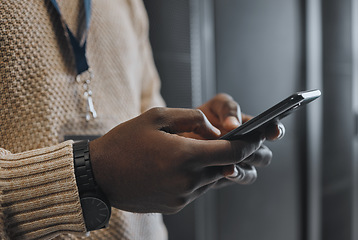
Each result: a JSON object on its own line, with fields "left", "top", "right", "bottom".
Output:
{"left": 50, "top": 0, "right": 97, "bottom": 121}
{"left": 50, "top": 0, "right": 91, "bottom": 74}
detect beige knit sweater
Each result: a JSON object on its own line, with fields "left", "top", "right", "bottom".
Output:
{"left": 0, "top": 0, "right": 168, "bottom": 239}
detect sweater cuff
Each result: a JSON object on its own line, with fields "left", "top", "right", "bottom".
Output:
{"left": 0, "top": 141, "right": 86, "bottom": 240}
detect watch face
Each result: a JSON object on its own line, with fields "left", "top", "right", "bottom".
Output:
{"left": 81, "top": 196, "right": 111, "bottom": 231}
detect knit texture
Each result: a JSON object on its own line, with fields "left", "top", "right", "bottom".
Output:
{"left": 0, "top": 141, "right": 85, "bottom": 240}
{"left": 0, "top": 0, "right": 167, "bottom": 239}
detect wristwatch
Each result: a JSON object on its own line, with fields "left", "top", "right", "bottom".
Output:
{"left": 72, "top": 140, "right": 111, "bottom": 231}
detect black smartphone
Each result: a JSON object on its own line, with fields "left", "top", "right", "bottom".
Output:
{"left": 220, "top": 89, "right": 321, "bottom": 140}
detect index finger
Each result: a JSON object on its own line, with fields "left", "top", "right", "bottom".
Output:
{"left": 147, "top": 107, "right": 221, "bottom": 139}
{"left": 184, "top": 135, "right": 265, "bottom": 168}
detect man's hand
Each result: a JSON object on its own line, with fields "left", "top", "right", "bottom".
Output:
{"left": 189, "top": 93, "right": 285, "bottom": 186}
{"left": 89, "top": 107, "right": 266, "bottom": 214}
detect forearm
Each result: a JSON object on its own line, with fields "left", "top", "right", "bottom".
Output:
{"left": 0, "top": 141, "right": 86, "bottom": 240}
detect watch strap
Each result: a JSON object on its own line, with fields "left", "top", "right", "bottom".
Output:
{"left": 72, "top": 140, "right": 96, "bottom": 194}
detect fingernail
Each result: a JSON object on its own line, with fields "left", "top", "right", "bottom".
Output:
{"left": 213, "top": 126, "right": 221, "bottom": 136}
{"left": 227, "top": 166, "right": 239, "bottom": 178}
{"left": 259, "top": 133, "right": 266, "bottom": 144}
{"left": 276, "top": 123, "right": 285, "bottom": 140}
{"left": 230, "top": 116, "right": 240, "bottom": 126}
{"left": 226, "top": 166, "right": 245, "bottom": 183}
{"left": 224, "top": 116, "right": 240, "bottom": 129}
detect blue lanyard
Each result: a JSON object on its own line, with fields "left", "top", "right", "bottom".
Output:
{"left": 50, "top": 0, "right": 92, "bottom": 75}
{"left": 50, "top": 0, "right": 97, "bottom": 121}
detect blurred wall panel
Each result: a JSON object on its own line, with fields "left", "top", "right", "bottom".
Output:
{"left": 306, "top": 0, "right": 323, "bottom": 239}
{"left": 353, "top": 0, "right": 358, "bottom": 238}
{"left": 321, "top": 0, "right": 355, "bottom": 239}
{"left": 214, "top": 1, "right": 304, "bottom": 240}
{"left": 144, "top": 0, "right": 193, "bottom": 109}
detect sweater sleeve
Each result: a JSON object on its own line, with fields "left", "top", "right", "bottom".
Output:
{"left": 0, "top": 141, "right": 87, "bottom": 240}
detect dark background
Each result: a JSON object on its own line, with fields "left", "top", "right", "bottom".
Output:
{"left": 143, "top": 1, "right": 358, "bottom": 240}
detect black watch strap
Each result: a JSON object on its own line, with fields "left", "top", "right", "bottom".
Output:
{"left": 72, "top": 140, "right": 96, "bottom": 193}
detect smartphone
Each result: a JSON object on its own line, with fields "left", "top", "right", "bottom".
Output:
{"left": 220, "top": 89, "right": 321, "bottom": 140}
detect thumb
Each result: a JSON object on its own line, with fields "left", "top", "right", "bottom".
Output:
{"left": 150, "top": 108, "right": 221, "bottom": 139}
